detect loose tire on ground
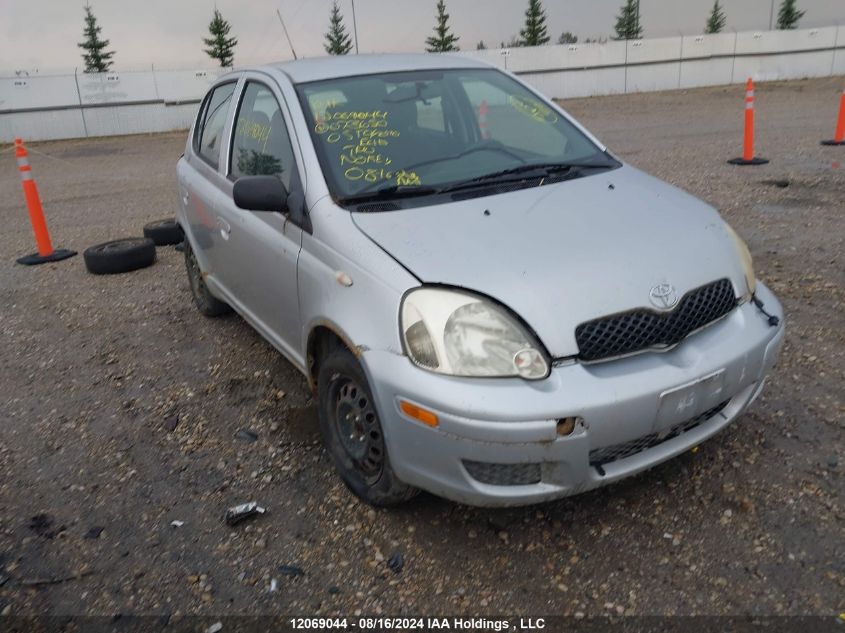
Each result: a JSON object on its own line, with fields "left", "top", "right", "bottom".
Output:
{"left": 183, "top": 239, "right": 232, "bottom": 317}
{"left": 143, "top": 218, "right": 184, "bottom": 246}
{"left": 317, "top": 346, "right": 418, "bottom": 506}
{"left": 83, "top": 238, "right": 157, "bottom": 275}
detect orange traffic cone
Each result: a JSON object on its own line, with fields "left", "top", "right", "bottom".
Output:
{"left": 821, "top": 84, "right": 845, "bottom": 146}
{"left": 728, "top": 78, "right": 769, "bottom": 166}
{"left": 14, "top": 138, "right": 76, "bottom": 265}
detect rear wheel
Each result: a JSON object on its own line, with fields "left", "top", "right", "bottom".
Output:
{"left": 184, "top": 239, "right": 231, "bottom": 317}
{"left": 317, "top": 347, "right": 418, "bottom": 506}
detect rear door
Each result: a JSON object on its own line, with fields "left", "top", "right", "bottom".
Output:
{"left": 214, "top": 74, "right": 306, "bottom": 366}
{"left": 181, "top": 80, "right": 239, "bottom": 277}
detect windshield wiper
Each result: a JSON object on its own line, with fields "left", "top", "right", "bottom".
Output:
{"left": 336, "top": 184, "right": 441, "bottom": 206}
{"left": 440, "top": 160, "right": 617, "bottom": 194}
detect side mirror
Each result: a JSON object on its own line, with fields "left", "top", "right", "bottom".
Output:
{"left": 233, "top": 176, "right": 288, "bottom": 212}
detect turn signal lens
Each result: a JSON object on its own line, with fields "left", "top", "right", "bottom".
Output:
{"left": 399, "top": 400, "right": 439, "bottom": 427}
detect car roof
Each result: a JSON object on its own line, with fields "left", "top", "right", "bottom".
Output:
{"left": 258, "top": 53, "right": 492, "bottom": 84}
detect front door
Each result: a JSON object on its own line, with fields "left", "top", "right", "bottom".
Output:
{"left": 214, "top": 77, "right": 305, "bottom": 367}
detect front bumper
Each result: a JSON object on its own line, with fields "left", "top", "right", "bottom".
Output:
{"left": 362, "top": 282, "right": 785, "bottom": 507}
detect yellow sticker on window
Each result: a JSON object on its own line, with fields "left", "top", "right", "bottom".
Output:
{"left": 508, "top": 95, "right": 558, "bottom": 124}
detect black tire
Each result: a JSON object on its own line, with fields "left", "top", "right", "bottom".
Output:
{"left": 143, "top": 218, "right": 184, "bottom": 246}
{"left": 83, "top": 238, "right": 156, "bottom": 275}
{"left": 183, "top": 239, "right": 231, "bottom": 317}
{"left": 317, "top": 346, "right": 418, "bottom": 506}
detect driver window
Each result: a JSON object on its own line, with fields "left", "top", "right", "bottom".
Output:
{"left": 230, "top": 82, "right": 296, "bottom": 190}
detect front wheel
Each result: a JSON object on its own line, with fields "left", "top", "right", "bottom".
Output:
{"left": 317, "top": 347, "right": 418, "bottom": 506}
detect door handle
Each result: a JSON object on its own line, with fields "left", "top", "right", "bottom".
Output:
{"left": 217, "top": 216, "right": 231, "bottom": 240}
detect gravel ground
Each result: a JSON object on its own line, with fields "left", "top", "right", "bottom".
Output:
{"left": 0, "top": 76, "right": 842, "bottom": 618}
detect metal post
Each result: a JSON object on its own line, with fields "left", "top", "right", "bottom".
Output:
{"left": 351, "top": 0, "right": 360, "bottom": 54}
{"left": 730, "top": 29, "right": 738, "bottom": 84}
{"left": 624, "top": 39, "right": 629, "bottom": 93}
{"left": 678, "top": 31, "right": 684, "bottom": 89}
{"left": 769, "top": 0, "right": 775, "bottom": 30}
{"left": 151, "top": 63, "right": 160, "bottom": 100}
{"left": 73, "top": 67, "right": 89, "bottom": 138}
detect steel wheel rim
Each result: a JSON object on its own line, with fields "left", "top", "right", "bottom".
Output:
{"left": 333, "top": 377, "right": 384, "bottom": 482}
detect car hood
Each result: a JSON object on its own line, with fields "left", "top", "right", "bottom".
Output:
{"left": 351, "top": 164, "right": 747, "bottom": 358}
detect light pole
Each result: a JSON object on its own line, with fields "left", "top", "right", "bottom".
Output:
{"left": 769, "top": 0, "right": 775, "bottom": 30}
{"left": 351, "top": 0, "right": 360, "bottom": 54}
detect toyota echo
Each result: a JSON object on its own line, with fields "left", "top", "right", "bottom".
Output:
{"left": 176, "top": 54, "right": 784, "bottom": 507}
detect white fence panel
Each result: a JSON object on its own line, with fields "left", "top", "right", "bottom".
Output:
{"left": 1, "top": 109, "right": 87, "bottom": 141}
{"left": 155, "top": 69, "right": 229, "bottom": 103}
{"left": 77, "top": 71, "right": 157, "bottom": 105}
{"left": 82, "top": 103, "right": 200, "bottom": 137}
{"left": 1, "top": 74, "right": 81, "bottom": 110}
{"left": 1, "top": 25, "right": 843, "bottom": 142}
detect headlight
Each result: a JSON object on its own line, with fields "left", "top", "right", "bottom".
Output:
{"left": 401, "top": 288, "right": 549, "bottom": 380}
{"left": 726, "top": 223, "right": 756, "bottom": 299}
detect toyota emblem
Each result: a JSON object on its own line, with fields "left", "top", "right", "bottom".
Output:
{"left": 649, "top": 283, "right": 679, "bottom": 310}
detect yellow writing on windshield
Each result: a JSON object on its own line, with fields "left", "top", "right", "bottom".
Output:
{"left": 314, "top": 111, "right": 391, "bottom": 135}
{"left": 344, "top": 167, "right": 421, "bottom": 186}
{"left": 395, "top": 170, "right": 421, "bottom": 186}
{"left": 317, "top": 110, "right": 422, "bottom": 188}
{"left": 340, "top": 143, "right": 393, "bottom": 167}
{"left": 508, "top": 95, "right": 558, "bottom": 124}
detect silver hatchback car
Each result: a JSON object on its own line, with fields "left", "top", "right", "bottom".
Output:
{"left": 177, "top": 54, "right": 784, "bottom": 507}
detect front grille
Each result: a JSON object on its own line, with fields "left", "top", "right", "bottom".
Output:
{"left": 589, "top": 399, "right": 730, "bottom": 468}
{"left": 463, "top": 460, "right": 541, "bottom": 486}
{"left": 575, "top": 279, "right": 737, "bottom": 362}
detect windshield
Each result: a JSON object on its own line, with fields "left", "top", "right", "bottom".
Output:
{"left": 296, "top": 68, "right": 609, "bottom": 203}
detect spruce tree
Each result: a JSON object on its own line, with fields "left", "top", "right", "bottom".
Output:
{"left": 203, "top": 9, "right": 238, "bottom": 68}
{"left": 705, "top": 0, "right": 727, "bottom": 34}
{"left": 477, "top": 40, "right": 487, "bottom": 50}
{"left": 519, "top": 0, "right": 550, "bottom": 47}
{"left": 776, "top": 0, "right": 805, "bottom": 29}
{"left": 557, "top": 31, "right": 578, "bottom": 45}
{"left": 78, "top": 4, "right": 115, "bottom": 73}
{"left": 425, "top": 0, "right": 460, "bottom": 52}
{"left": 614, "top": 0, "right": 643, "bottom": 40}
{"left": 324, "top": 1, "right": 354, "bottom": 55}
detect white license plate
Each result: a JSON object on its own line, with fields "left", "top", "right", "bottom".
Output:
{"left": 655, "top": 370, "right": 727, "bottom": 434}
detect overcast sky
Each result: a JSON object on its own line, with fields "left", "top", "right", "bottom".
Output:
{"left": 2, "top": 0, "right": 843, "bottom": 74}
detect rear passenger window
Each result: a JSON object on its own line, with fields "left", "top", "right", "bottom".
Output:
{"left": 195, "top": 83, "right": 236, "bottom": 167}
{"left": 230, "top": 82, "right": 296, "bottom": 190}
